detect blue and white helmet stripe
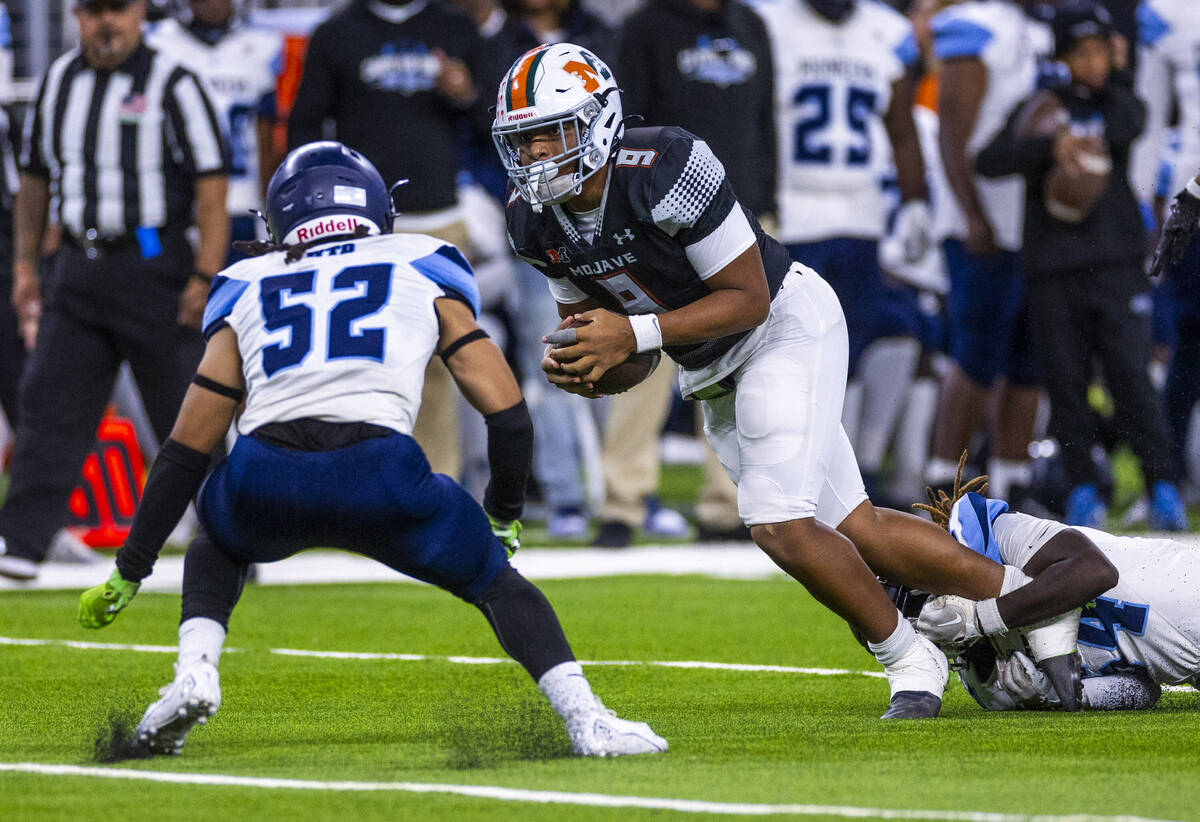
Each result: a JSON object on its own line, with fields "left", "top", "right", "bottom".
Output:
{"left": 947, "top": 492, "right": 1009, "bottom": 564}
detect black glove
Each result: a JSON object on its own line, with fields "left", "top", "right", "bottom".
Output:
{"left": 1150, "top": 184, "right": 1200, "bottom": 279}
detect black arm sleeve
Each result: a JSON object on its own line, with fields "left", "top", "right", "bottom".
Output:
{"left": 482, "top": 399, "right": 533, "bottom": 523}
{"left": 115, "top": 439, "right": 212, "bottom": 583}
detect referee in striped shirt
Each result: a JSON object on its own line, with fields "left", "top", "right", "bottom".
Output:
{"left": 0, "top": 0, "right": 229, "bottom": 581}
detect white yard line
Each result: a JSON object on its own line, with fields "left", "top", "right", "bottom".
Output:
{"left": 0, "top": 635, "right": 885, "bottom": 679}
{"left": 0, "top": 762, "right": 1181, "bottom": 822}
{"left": 6, "top": 636, "right": 1198, "bottom": 691}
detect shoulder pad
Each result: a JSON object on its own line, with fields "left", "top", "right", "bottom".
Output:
{"left": 632, "top": 128, "right": 727, "bottom": 238}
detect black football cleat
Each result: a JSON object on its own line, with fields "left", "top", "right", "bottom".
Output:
{"left": 881, "top": 690, "right": 942, "bottom": 719}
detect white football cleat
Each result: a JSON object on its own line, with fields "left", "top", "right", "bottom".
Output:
{"left": 135, "top": 659, "right": 221, "bottom": 755}
{"left": 568, "top": 698, "right": 668, "bottom": 757}
{"left": 880, "top": 634, "right": 948, "bottom": 719}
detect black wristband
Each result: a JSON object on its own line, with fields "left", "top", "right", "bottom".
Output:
{"left": 115, "top": 438, "right": 212, "bottom": 583}
{"left": 482, "top": 399, "right": 533, "bottom": 523}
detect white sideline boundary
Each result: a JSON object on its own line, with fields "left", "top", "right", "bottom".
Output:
{"left": 0, "top": 545, "right": 783, "bottom": 592}
{"left": 0, "top": 763, "right": 1182, "bottom": 822}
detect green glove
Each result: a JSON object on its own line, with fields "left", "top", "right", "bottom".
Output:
{"left": 78, "top": 568, "right": 140, "bottom": 629}
{"left": 488, "top": 515, "right": 522, "bottom": 558}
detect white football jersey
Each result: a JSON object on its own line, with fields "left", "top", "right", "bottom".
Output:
{"left": 146, "top": 18, "right": 283, "bottom": 216}
{"left": 989, "top": 511, "right": 1200, "bottom": 686}
{"left": 929, "top": 0, "right": 1051, "bottom": 251}
{"left": 754, "top": 0, "right": 915, "bottom": 242}
{"left": 202, "top": 232, "right": 480, "bottom": 437}
{"left": 1130, "top": 0, "right": 1200, "bottom": 205}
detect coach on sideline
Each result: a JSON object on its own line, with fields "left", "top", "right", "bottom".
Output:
{"left": 0, "top": 0, "right": 229, "bottom": 581}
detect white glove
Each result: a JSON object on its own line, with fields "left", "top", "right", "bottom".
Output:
{"left": 995, "top": 651, "right": 1058, "bottom": 708}
{"left": 916, "top": 594, "right": 984, "bottom": 650}
{"left": 892, "top": 200, "right": 933, "bottom": 264}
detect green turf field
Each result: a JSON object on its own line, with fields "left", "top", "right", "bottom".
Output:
{"left": 3, "top": 575, "right": 1198, "bottom": 822}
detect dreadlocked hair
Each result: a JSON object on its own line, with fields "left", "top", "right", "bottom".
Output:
{"left": 911, "top": 450, "right": 989, "bottom": 529}
{"left": 231, "top": 223, "right": 375, "bottom": 263}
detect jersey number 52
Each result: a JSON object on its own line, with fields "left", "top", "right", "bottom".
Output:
{"left": 259, "top": 264, "right": 391, "bottom": 377}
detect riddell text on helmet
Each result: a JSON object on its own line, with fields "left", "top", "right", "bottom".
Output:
{"left": 295, "top": 216, "right": 367, "bottom": 243}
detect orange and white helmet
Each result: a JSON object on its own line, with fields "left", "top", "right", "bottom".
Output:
{"left": 492, "top": 43, "right": 623, "bottom": 211}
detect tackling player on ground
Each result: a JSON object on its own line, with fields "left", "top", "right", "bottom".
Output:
{"left": 906, "top": 455, "right": 1199, "bottom": 712}
{"left": 493, "top": 42, "right": 1027, "bottom": 719}
{"left": 76, "top": 141, "right": 666, "bottom": 759}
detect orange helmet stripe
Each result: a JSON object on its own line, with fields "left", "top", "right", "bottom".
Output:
{"left": 507, "top": 45, "right": 548, "bottom": 111}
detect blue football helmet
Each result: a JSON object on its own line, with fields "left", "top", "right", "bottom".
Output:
{"left": 265, "top": 141, "right": 394, "bottom": 245}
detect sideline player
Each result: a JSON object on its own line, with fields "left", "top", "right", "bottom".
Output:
{"left": 493, "top": 42, "right": 1024, "bottom": 719}
{"left": 753, "top": 0, "right": 934, "bottom": 504}
{"left": 76, "top": 141, "right": 667, "bottom": 759}
{"left": 147, "top": 0, "right": 283, "bottom": 260}
{"left": 907, "top": 460, "right": 1199, "bottom": 712}
{"left": 924, "top": 0, "right": 1051, "bottom": 503}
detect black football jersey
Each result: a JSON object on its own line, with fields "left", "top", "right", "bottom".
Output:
{"left": 505, "top": 126, "right": 792, "bottom": 370}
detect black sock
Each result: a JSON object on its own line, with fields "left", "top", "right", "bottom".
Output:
{"left": 473, "top": 566, "right": 575, "bottom": 682}
{"left": 181, "top": 527, "right": 250, "bottom": 630}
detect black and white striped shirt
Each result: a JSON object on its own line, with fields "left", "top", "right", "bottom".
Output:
{"left": 20, "top": 42, "right": 228, "bottom": 240}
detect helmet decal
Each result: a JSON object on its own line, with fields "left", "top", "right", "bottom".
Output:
{"left": 505, "top": 45, "right": 551, "bottom": 112}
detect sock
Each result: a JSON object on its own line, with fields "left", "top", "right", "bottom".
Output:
{"left": 178, "top": 617, "right": 226, "bottom": 668}
{"left": 855, "top": 338, "right": 921, "bottom": 473}
{"left": 866, "top": 610, "right": 914, "bottom": 667}
{"left": 925, "top": 456, "right": 961, "bottom": 486}
{"left": 987, "top": 458, "right": 1033, "bottom": 501}
{"left": 842, "top": 381, "right": 863, "bottom": 446}
{"left": 893, "top": 377, "right": 938, "bottom": 502}
{"left": 537, "top": 661, "right": 597, "bottom": 721}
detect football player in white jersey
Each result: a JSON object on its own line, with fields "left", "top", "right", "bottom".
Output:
{"left": 924, "top": 0, "right": 1051, "bottom": 505}
{"left": 907, "top": 462, "right": 1200, "bottom": 712}
{"left": 75, "top": 142, "right": 667, "bottom": 759}
{"left": 147, "top": 0, "right": 283, "bottom": 261}
{"left": 1130, "top": 0, "right": 1200, "bottom": 216}
{"left": 753, "top": 0, "right": 933, "bottom": 504}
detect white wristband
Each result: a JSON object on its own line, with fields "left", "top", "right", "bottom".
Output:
{"left": 976, "top": 597, "right": 1008, "bottom": 636}
{"left": 628, "top": 313, "right": 663, "bottom": 353}
{"left": 1186, "top": 177, "right": 1200, "bottom": 200}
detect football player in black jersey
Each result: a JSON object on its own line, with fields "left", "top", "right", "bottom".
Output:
{"left": 494, "top": 43, "right": 1024, "bottom": 719}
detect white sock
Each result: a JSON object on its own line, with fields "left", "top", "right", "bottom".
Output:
{"left": 842, "top": 381, "right": 863, "bottom": 446}
{"left": 925, "top": 456, "right": 961, "bottom": 486}
{"left": 178, "top": 617, "right": 226, "bottom": 668}
{"left": 537, "top": 661, "right": 596, "bottom": 721}
{"left": 855, "top": 338, "right": 920, "bottom": 472}
{"left": 866, "top": 611, "right": 915, "bottom": 667}
{"left": 986, "top": 458, "right": 1032, "bottom": 501}
{"left": 893, "top": 377, "right": 938, "bottom": 503}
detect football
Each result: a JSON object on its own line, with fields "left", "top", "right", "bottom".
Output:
{"left": 1012, "top": 90, "right": 1110, "bottom": 223}
{"left": 548, "top": 319, "right": 662, "bottom": 395}
{"left": 1044, "top": 143, "right": 1111, "bottom": 223}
